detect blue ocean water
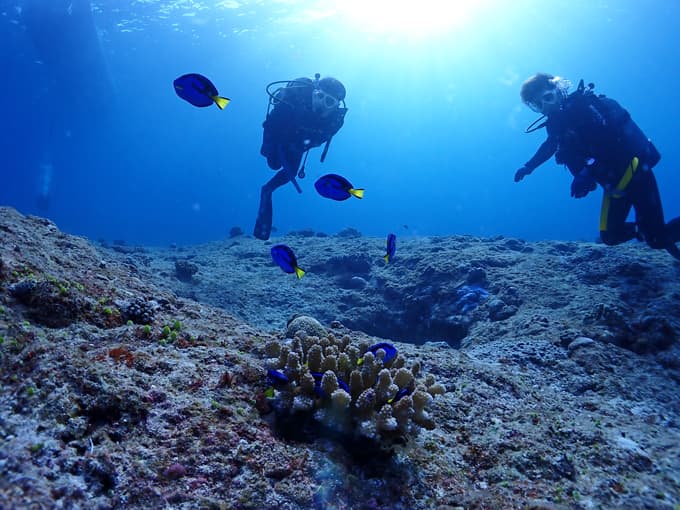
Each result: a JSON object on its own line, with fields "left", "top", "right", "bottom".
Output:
{"left": 1, "top": 0, "right": 679, "bottom": 246}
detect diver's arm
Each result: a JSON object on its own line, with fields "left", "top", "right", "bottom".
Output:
{"left": 261, "top": 104, "right": 297, "bottom": 159}
{"left": 326, "top": 110, "right": 345, "bottom": 138}
{"left": 525, "top": 136, "right": 558, "bottom": 172}
{"left": 515, "top": 136, "right": 558, "bottom": 182}
{"left": 307, "top": 110, "right": 345, "bottom": 147}
{"left": 262, "top": 105, "right": 290, "bottom": 138}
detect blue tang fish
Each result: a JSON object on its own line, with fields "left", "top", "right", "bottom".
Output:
{"left": 271, "top": 244, "right": 305, "bottom": 279}
{"left": 358, "top": 342, "right": 397, "bottom": 366}
{"left": 314, "top": 174, "right": 365, "bottom": 201}
{"left": 173, "top": 73, "right": 230, "bottom": 110}
{"left": 266, "top": 369, "right": 289, "bottom": 388}
{"left": 310, "top": 372, "right": 350, "bottom": 398}
{"left": 264, "top": 369, "right": 289, "bottom": 398}
{"left": 389, "top": 387, "right": 412, "bottom": 404}
{"left": 384, "top": 233, "right": 396, "bottom": 264}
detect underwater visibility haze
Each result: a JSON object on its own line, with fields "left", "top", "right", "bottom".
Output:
{"left": 3, "top": 4, "right": 680, "bottom": 508}
{"left": 1, "top": 0, "right": 679, "bottom": 246}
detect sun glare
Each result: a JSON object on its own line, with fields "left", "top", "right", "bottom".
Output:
{"left": 336, "top": 0, "right": 491, "bottom": 38}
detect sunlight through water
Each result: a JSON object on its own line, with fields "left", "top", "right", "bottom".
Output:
{"left": 88, "top": 0, "right": 497, "bottom": 41}
{"left": 334, "top": 0, "right": 494, "bottom": 38}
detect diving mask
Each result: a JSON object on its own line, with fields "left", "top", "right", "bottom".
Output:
{"left": 528, "top": 76, "right": 572, "bottom": 114}
{"left": 312, "top": 88, "right": 339, "bottom": 114}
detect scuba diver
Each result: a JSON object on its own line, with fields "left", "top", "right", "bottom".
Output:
{"left": 253, "top": 73, "right": 347, "bottom": 240}
{"left": 514, "top": 73, "right": 680, "bottom": 260}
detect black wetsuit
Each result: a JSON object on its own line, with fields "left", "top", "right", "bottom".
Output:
{"left": 254, "top": 80, "right": 345, "bottom": 240}
{"left": 522, "top": 86, "right": 680, "bottom": 253}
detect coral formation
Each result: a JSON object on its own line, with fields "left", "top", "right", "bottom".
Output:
{"left": 263, "top": 322, "right": 444, "bottom": 445}
{"left": 336, "top": 227, "right": 362, "bottom": 238}
{"left": 285, "top": 314, "right": 327, "bottom": 339}
{"left": 228, "top": 226, "right": 244, "bottom": 238}
{"left": 452, "top": 284, "right": 489, "bottom": 314}
{"left": 121, "top": 297, "right": 156, "bottom": 325}
{"left": 9, "top": 279, "right": 91, "bottom": 328}
{"left": 174, "top": 260, "right": 198, "bottom": 282}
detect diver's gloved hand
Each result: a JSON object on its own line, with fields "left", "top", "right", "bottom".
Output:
{"left": 514, "top": 165, "right": 532, "bottom": 182}
{"left": 571, "top": 169, "right": 597, "bottom": 198}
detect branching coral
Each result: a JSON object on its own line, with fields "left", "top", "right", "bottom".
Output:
{"left": 263, "top": 325, "right": 445, "bottom": 445}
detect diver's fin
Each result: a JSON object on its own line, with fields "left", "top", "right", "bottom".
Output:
{"left": 254, "top": 189, "right": 273, "bottom": 240}
{"left": 384, "top": 254, "right": 390, "bottom": 264}
{"left": 349, "top": 188, "right": 365, "bottom": 199}
{"left": 212, "top": 96, "right": 231, "bottom": 110}
{"left": 254, "top": 216, "right": 271, "bottom": 241}
{"left": 294, "top": 267, "right": 305, "bottom": 279}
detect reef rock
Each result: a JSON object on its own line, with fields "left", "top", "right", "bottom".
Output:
{"left": 1, "top": 206, "right": 679, "bottom": 510}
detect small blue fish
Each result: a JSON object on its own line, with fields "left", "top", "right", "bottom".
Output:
{"left": 271, "top": 244, "right": 305, "bottom": 279}
{"left": 173, "top": 73, "right": 230, "bottom": 110}
{"left": 266, "top": 369, "right": 289, "bottom": 388}
{"left": 358, "top": 342, "right": 397, "bottom": 366}
{"left": 314, "top": 174, "right": 365, "bottom": 201}
{"left": 310, "top": 372, "right": 350, "bottom": 398}
{"left": 384, "top": 233, "right": 396, "bottom": 263}
{"left": 388, "top": 387, "right": 412, "bottom": 404}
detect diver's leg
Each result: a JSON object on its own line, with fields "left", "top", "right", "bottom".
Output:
{"left": 253, "top": 170, "right": 290, "bottom": 240}
{"left": 280, "top": 145, "right": 304, "bottom": 193}
{"left": 627, "top": 169, "right": 680, "bottom": 259}
{"left": 665, "top": 217, "right": 680, "bottom": 242}
{"left": 631, "top": 170, "right": 668, "bottom": 249}
{"left": 665, "top": 217, "right": 680, "bottom": 260}
{"left": 261, "top": 127, "right": 281, "bottom": 169}
{"left": 253, "top": 145, "right": 305, "bottom": 240}
{"left": 599, "top": 193, "right": 636, "bottom": 246}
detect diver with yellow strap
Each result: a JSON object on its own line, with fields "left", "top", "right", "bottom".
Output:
{"left": 599, "top": 156, "right": 638, "bottom": 232}
{"left": 514, "top": 73, "right": 680, "bottom": 260}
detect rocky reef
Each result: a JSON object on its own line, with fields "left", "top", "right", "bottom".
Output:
{"left": 1, "top": 206, "right": 680, "bottom": 509}
{"left": 138, "top": 228, "right": 680, "bottom": 358}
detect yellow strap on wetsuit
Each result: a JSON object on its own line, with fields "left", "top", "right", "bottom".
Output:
{"left": 599, "top": 157, "right": 639, "bottom": 232}
{"left": 613, "top": 157, "right": 639, "bottom": 198}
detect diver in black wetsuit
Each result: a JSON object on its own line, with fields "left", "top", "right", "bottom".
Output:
{"left": 514, "top": 73, "right": 680, "bottom": 260}
{"left": 254, "top": 74, "right": 347, "bottom": 240}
